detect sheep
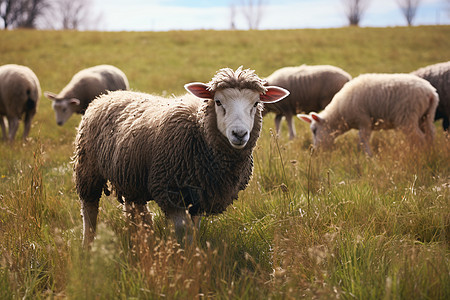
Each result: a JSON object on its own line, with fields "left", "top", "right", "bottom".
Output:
{"left": 263, "top": 65, "right": 352, "bottom": 139}
{"left": 73, "top": 66, "right": 289, "bottom": 246}
{"left": 44, "top": 64, "right": 129, "bottom": 126}
{"left": 0, "top": 64, "right": 41, "bottom": 142}
{"left": 411, "top": 61, "right": 450, "bottom": 131}
{"left": 298, "top": 73, "right": 439, "bottom": 156}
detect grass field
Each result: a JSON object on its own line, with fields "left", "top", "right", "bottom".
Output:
{"left": 0, "top": 26, "right": 449, "bottom": 299}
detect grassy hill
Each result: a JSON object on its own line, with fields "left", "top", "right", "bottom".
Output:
{"left": 0, "top": 26, "right": 449, "bottom": 299}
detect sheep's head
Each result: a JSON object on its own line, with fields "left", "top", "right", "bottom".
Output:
{"left": 298, "top": 113, "right": 335, "bottom": 149}
{"left": 185, "top": 67, "right": 289, "bottom": 149}
{"left": 44, "top": 92, "right": 80, "bottom": 126}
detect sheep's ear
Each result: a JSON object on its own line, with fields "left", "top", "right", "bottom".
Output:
{"left": 69, "top": 98, "right": 81, "bottom": 106}
{"left": 297, "top": 114, "right": 312, "bottom": 124}
{"left": 310, "top": 112, "right": 323, "bottom": 123}
{"left": 260, "top": 86, "right": 290, "bottom": 103}
{"left": 44, "top": 91, "right": 57, "bottom": 101}
{"left": 184, "top": 82, "right": 214, "bottom": 99}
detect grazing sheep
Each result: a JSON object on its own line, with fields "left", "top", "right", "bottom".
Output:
{"left": 298, "top": 73, "right": 439, "bottom": 156}
{"left": 74, "top": 66, "right": 289, "bottom": 246}
{"left": 44, "top": 64, "right": 129, "bottom": 126}
{"left": 0, "top": 64, "right": 41, "bottom": 142}
{"left": 411, "top": 61, "right": 450, "bottom": 131}
{"left": 263, "top": 65, "right": 351, "bottom": 139}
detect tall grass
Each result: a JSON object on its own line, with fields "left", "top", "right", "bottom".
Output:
{"left": 0, "top": 26, "right": 449, "bottom": 299}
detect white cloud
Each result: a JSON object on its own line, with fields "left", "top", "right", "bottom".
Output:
{"left": 260, "top": 1, "right": 345, "bottom": 29}
{"left": 95, "top": 2, "right": 228, "bottom": 31}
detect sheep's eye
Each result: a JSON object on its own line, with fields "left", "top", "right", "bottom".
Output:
{"left": 253, "top": 101, "right": 260, "bottom": 108}
{"left": 215, "top": 99, "right": 222, "bottom": 107}
{"left": 312, "top": 127, "right": 317, "bottom": 135}
{"left": 62, "top": 108, "right": 67, "bottom": 113}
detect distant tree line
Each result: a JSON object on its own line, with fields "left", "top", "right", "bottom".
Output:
{"left": 342, "top": 0, "right": 370, "bottom": 26}
{"left": 396, "top": 0, "right": 422, "bottom": 26}
{"left": 0, "top": 0, "right": 100, "bottom": 30}
{"left": 230, "top": 0, "right": 430, "bottom": 30}
{"left": 341, "top": 0, "right": 424, "bottom": 27}
{"left": 0, "top": 0, "right": 47, "bottom": 29}
{"left": 0, "top": 0, "right": 443, "bottom": 31}
{"left": 229, "top": 0, "right": 265, "bottom": 30}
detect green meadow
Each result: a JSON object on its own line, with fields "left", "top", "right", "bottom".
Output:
{"left": 0, "top": 26, "right": 449, "bottom": 299}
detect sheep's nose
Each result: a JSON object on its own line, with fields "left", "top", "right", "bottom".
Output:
{"left": 228, "top": 127, "right": 249, "bottom": 149}
{"left": 57, "top": 121, "right": 63, "bottom": 126}
{"left": 232, "top": 129, "right": 248, "bottom": 141}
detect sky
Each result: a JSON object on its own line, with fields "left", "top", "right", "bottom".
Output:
{"left": 91, "top": 0, "right": 450, "bottom": 31}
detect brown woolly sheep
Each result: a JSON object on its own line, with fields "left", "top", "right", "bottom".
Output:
{"left": 44, "top": 64, "right": 129, "bottom": 126}
{"left": 411, "top": 61, "right": 450, "bottom": 131}
{"left": 74, "top": 66, "right": 289, "bottom": 246}
{"left": 298, "top": 73, "right": 439, "bottom": 156}
{"left": 264, "top": 65, "right": 351, "bottom": 139}
{"left": 0, "top": 64, "right": 41, "bottom": 142}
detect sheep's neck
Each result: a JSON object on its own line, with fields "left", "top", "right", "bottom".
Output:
{"left": 322, "top": 109, "right": 350, "bottom": 136}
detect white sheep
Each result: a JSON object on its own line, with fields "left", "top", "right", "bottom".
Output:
{"left": 298, "top": 73, "right": 439, "bottom": 156}
{"left": 264, "top": 65, "right": 351, "bottom": 139}
{"left": 44, "top": 64, "right": 129, "bottom": 126}
{"left": 73, "top": 66, "right": 289, "bottom": 246}
{"left": 411, "top": 61, "right": 450, "bottom": 131}
{"left": 0, "top": 64, "right": 41, "bottom": 142}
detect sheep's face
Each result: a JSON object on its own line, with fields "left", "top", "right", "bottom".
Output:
{"left": 185, "top": 78, "right": 289, "bottom": 149}
{"left": 213, "top": 88, "right": 261, "bottom": 149}
{"left": 310, "top": 121, "right": 335, "bottom": 149}
{"left": 45, "top": 92, "right": 80, "bottom": 126}
{"left": 298, "top": 113, "right": 335, "bottom": 149}
{"left": 51, "top": 99, "right": 80, "bottom": 126}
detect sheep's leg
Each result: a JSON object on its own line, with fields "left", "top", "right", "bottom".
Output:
{"left": 7, "top": 117, "right": 19, "bottom": 142}
{"left": 285, "top": 114, "right": 296, "bottom": 140}
{"left": 0, "top": 117, "right": 6, "bottom": 141}
{"left": 81, "top": 200, "right": 99, "bottom": 248}
{"left": 123, "top": 202, "right": 152, "bottom": 227}
{"left": 274, "top": 114, "right": 283, "bottom": 136}
{"left": 75, "top": 156, "right": 105, "bottom": 248}
{"left": 168, "top": 209, "right": 196, "bottom": 244}
{"left": 22, "top": 113, "right": 33, "bottom": 141}
{"left": 419, "top": 113, "right": 436, "bottom": 144}
{"left": 358, "top": 127, "right": 373, "bottom": 156}
{"left": 405, "top": 125, "right": 427, "bottom": 148}
{"left": 443, "top": 116, "right": 449, "bottom": 132}
{"left": 122, "top": 202, "right": 153, "bottom": 244}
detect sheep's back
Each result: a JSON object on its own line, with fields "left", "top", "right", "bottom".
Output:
{"left": 412, "top": 61, "right": 449, "bottom": 115}
{"left": 264, "top": 65, "right": 351, "bottom": 115}
{"left": 0, "top": 64, "right": 40, "bottom": 117}
{"left": 325, "top": 74, "right": 436, "bottom": 129}
{"left": 95, "top": 65, "right": 129, "bottom": 91}
{"left": 59, "top": 65, "right": 128, "bottom": 112}
{"left": 75, "top": 90, "right": 202, "bottom": 202}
